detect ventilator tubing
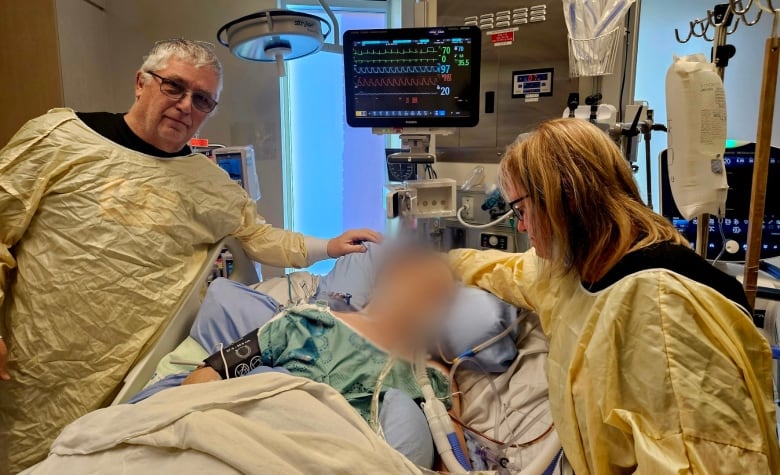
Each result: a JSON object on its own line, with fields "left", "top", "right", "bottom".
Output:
{"left": 416, "top": 358, "right": 470, "bottom": 473}
{"left": 420, "top": 383, "right": 471, "bottom": 473}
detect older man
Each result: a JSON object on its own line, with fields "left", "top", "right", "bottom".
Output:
{"left": 0, "top": 39, "right": 379, "bottom": 472}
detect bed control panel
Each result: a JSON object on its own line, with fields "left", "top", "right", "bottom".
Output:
{"left": 480, "top": 233, "right": 508, "bottom": 250}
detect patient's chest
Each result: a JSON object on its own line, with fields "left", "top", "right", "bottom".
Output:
{"left": 258, "top": 306, "right": 447, "bottom": 420}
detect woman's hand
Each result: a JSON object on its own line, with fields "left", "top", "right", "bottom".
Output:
{"left": 182, "top": 367, "right": 221, "bottom": 385}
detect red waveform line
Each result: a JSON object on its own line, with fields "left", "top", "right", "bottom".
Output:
{"left": 356, "top": 76, "right": 439, "bottom": 88}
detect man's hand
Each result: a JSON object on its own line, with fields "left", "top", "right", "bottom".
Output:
{"left": 182, "top": 367, "right": 221, "bottom": 385}
{"left": 0, "top": 338, "right": 10, "bottom": 381}
{"left": 327, "top": 229, "right": 383, "bottom": 258}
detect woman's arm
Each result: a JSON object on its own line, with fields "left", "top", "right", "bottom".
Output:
{"left": 448, "top": 248, "right": 540, "bottom": 311}
{"left": 579, "top": 274, "right": 779, "bottom": 473}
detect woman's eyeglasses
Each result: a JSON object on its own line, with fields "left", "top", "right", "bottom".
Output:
{"left": 507, "top": 194, "right": 530, "bottom": 222}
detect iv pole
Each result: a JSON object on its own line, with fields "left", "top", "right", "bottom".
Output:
{"left": 675, "top": 4, "right": 738, "bottom": 257}
{"left": 675, "top": 0, "right": 776, "bottom": 307}
{"left": 744, "top": 2, "right": 779, "bottom": 308}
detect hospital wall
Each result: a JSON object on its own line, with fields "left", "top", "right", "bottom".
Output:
{"left": 56, "top": 0, "right": 115, "bottom": 112}
{"left": 0, "top": 0, "right": 64, "bottom": 145}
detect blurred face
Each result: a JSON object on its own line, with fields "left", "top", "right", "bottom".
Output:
{"left": 374, "top": 256, "right": 456, "bottom": 339}
{"left": 506, "top": 184, "right": 551, "bottom": 258}
{"left": 125, "top": 59, "right": 219, "bottom": 153}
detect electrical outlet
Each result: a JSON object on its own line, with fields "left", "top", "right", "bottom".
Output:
{"left": 461, "top": 197, "right": 474, "bottom": 219}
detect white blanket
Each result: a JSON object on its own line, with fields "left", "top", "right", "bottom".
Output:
{"left": 457, "top": 312, "right": 563, "bottom": 470}
{"left": 25, "top": 373, "right": 423, "bottom": 475}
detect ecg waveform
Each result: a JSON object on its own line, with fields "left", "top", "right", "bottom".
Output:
{"left": 354, "top": 65, "right": 440, "bottom": 74}
{"left": 354, "top": 57, "right": 438, "bottom": 64}
{"left": 354, "top": 46, "right": 437, "bottom": 56}
{"left": 356, "top": 76, "right": 439, "bottom": 88}
{"left": 353, "top": 46, "right": 439, "bottom": 64}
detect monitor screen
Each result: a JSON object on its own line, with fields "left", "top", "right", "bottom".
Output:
{"left": 660, "top": 143, "right": 780, "bottom": 261}
{"left": 343, "top": 26, "right": 481, "bottom": 128}
{"left": 216, "top": 153, "right": 244, "bottom": 189}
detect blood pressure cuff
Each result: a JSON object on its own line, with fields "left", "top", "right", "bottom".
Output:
{"left": 202, "top": 328, "right": 263, "bottom": 379}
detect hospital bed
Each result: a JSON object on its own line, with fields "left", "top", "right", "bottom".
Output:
{"left": 41, "top": 238, "right": 779, "bottom": 473}
{"left": 111, "top": 237, "right": 260, "bottom": 405}
{"left": 105, "top": 241, "right": 564, "bottom": 474}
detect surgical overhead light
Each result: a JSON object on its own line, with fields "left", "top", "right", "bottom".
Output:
{"left": 216, "top": 1, "right": 341, "bottom": 77}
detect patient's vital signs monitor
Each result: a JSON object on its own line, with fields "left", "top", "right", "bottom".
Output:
{"left": 214, "top": 146, "right": 261, "bottom": 202}
{"left": 343, "top": 26, "right": 481, "bottom": 128}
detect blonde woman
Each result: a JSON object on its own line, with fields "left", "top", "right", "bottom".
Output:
{"left": 450, "top": 118, "right": 779, "bottom": 474}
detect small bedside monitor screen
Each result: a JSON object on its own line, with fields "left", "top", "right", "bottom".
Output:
{"left": 660, "top": 143, "right": 780, "bottom": 261}
{"left": 216, "top": 153, "right": 244, "bottom": 189}
{"left": 343, "top": 26, "right": 481, "bottom": 128}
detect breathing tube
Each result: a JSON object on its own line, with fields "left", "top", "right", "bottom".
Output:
{"left": 415, "top": 355, "right": 471, "bottom": 473}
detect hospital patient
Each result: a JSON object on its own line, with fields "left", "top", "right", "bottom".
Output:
{"left": 183, "top": 246, "right": 455, "bottom": 426}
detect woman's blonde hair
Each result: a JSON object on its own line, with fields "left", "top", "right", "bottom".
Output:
{"left": 498, "top": 118, "right": 687, "bottom": 282}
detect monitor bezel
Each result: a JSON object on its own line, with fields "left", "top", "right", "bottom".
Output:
{"left": 342, "top": 26, "right": 482, "bottom": 128}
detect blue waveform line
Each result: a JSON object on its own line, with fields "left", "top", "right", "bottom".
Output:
{"left": 354, "top": 65, "right": 440, "bottom": 74}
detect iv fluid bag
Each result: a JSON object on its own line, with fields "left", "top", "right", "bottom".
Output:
{"left": 665, "top": 54, "right": 728, "bottom": 220}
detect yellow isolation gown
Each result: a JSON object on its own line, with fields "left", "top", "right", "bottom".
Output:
{"left": 0, "top": 109, "right": 325, "bottom": 472}
{"left": 450, "top": 246, "right": 779, "bottom": 474}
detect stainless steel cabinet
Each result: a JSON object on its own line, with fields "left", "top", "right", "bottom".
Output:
{"left": 436, "top": 0, "right": 577, "bottom": 163}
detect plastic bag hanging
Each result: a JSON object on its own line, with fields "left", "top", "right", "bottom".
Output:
{"left": 562, "top": 0, "right": 635, "bottom": 76}
{"left": 665, "top": 54, "right": 729, "bottom": 220}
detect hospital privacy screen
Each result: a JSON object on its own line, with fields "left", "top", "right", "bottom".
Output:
{"left": 342, "top": 26, "right": 481, "bottom": 128}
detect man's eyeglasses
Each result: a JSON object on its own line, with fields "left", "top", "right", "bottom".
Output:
{"left": 145, "top": 71, "right": 218, "bottom": 113}
{"left": 507, "top": 194, "right": 530, "bottom": 223}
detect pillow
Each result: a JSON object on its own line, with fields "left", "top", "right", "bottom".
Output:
{"left": 437, "top": 286, "right": 520, "bottom": 373}
{"left": 315, "top": 241, "right": 384, "bottom": 310}
{"left": 190, "top": 278, "right": 281, "bottom": 352}
{"left": 380, "top": 389, "right": 434, "bottom": 469}
{"left": 317, "top": 245, "right": 519, "bottom": 371}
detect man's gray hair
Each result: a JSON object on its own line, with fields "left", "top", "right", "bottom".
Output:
{"left": 140, "top": 39, "right": 223, "bottom": 98}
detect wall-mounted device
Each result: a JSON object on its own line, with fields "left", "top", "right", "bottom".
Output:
{"left": 385, "top": 148, "right": 419, "bottom": 182}
{"left": 214, "top": 145, "right": 261, "bottom": 201}
{"left": 442, "top": 189, "right": 528, "bottom": 253}
{"left": 436, "top": 1, "right": 578, "bottom": 163}
{"left": 407, "top": 178, "right": 457, "bottom": 218}
{"left": 343, "top": 26, "right": 481, "bottom": 128}
{"left": 385, "top": 179, "right": 457, "bottom": 219}
{"left": 387, "top": 134, "right": 436, "bottom": 164}
{"left": 660, "top": 142, "right": 780, "bottom": 261}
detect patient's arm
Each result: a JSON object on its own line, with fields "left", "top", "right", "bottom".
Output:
{"left": 183, "top": 367, "right": 221, "bottom": 385}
